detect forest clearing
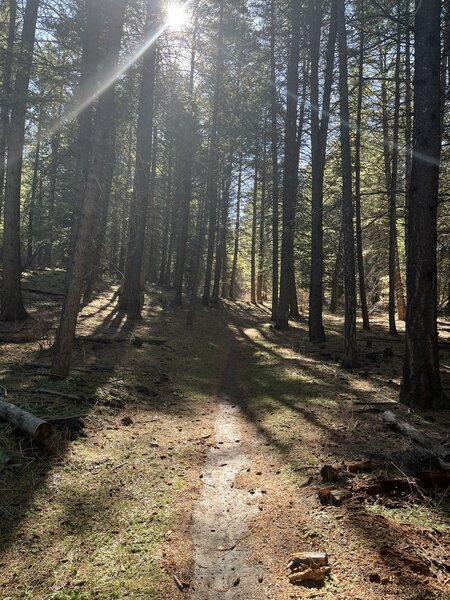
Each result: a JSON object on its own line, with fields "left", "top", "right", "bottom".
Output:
{"left": 1, "top": 0, "right": 450, "bottom": 597}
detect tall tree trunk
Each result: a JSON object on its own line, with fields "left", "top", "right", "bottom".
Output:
{"left": 404, "top": 0, "right": 412, "bottom": 257}
{"left": 212, "top": 155, "right": 232, "bottom": 304}
{"left": 330, "top": 227, "right": 343, "bottom": 313}
{"left": 337, "top": 0, "right": 357, "bottom": 368}
{"left": 354, "top": 0, "right": 370, "bottom": 331}
{"left": 251, "top": 155, "right": 258, "bottom": 305}
{"left": 275, "top": 0, "right": 301, "bottom": 329}
{"left": 141, "top": 125, "right": 158, "bottom": 288}
{"left": 51, "top": 0, "right": 127, "bottom": 376}
{"left": 230, "top": 152, "right": 243, "bottom": 299}
{"left": 0, "top": 0, "right": 16, "bottom": 228}
{"left": 201, "top": 0, "right": 224, "bottom": 306}
{"left": 269, "top": 0, "right": 279, "bottom": 320}
{"left": 159, "top": 149, "right": 173, "bottom": 285}
{"left": 257, "top": 132, "right": 267, "bottom": 304}
{"left": 173, "top": 8, "right": 198, "bottom": 305}
{"left": 1, "top": 0, "right": 40, "bottom": 321}
{"left": 400, "top": 0, "right": 445, "bottom": 408}
{"left": 308, "top": 0, "right": 338, "bottom": 341}
{"left": 26, "top": 114, "right": 42, "bottom": 267}
{"left": 119, "top": 0, "right": 158, "bottom": 319}
{"left": 45, "top": 105, "right": 62, "bottom": 267}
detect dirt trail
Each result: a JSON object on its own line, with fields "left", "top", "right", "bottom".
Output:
{"left": 189, "top": 357, "right": 267, "bottom": 599}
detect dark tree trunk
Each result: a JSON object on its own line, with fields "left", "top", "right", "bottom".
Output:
{"left": 119, "top": 0, "right": 158, "bottom": 319}
{"left": 1, "top": 0, "right": 40, "bottom": 321}
{"left": 404, "top": 0, "right": 412, "bottom": 257}
{"left": 230, "top": 152, "right": 243, "bottom": 299}
{"left": 173, "top": 10, "right": 198, "bottom": 305}
{"left": 212, "top": 155, "right": 232, "bottom": 304}
{"left": 354, "top": 0, "right": 370, "bottom": 331}
{"left": 400, "top": 0, "right": 445, "bottom": 408}
{"left": 159, "top": 149, "right": 173, "bottom": 285}
{"left": 308, "top": 0, "right": 337, "bottom": 341}
{"left": 202, "top": 0, "right": 224, "bottom": 306}
{"left": 275, "top": 0, "right": 301, "bottom": 329}
{"left": 336, "top": 0, "right": 357, "bottom": 368}
{"left": 51, "top": 0, "right": 127, "bottom": 377}
{"left": 269, "top": 0, "right": 279, "bottom": 320}
{"left": 0, "top": 0, "right": 16, "bottom": 227}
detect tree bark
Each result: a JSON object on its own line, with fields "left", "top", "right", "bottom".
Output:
{"left": 1, "top": 0, "right": 40, "bottom": 321}
{"left": 400, "top": 0, "right": 445, "bottom": 408}
{"left": 51, "top": 0, "right": 127, "bottom": 377}
{"left": 119, "top": 0, "right": 158, "bottom": 319}
{"left": 354, "top": 0, "right": 370, "bottom": 331}
{"left": 0, "top": 0, "right": 16, "bottom": 228}
{"left": 275, "top": 0, "right": 301, "bottom": 329}
{"left": 269, "top": 0, "right": 279, "bottom": 320}
{"left": 201, "top": 0, "right": 225, "bottom": 306}
{"left": 337, "top": 0, "right": 357, "bottom": 368}
{"left": 230, "top": 152, "right": 243, "bottom": 299}
{"left": 251, "top": 155, "right": 258, "bottom": 305}
{"left": 26, "top": 114, "right": 42, "bottom": 267}
{"left": 308, "top": 0, "right": 337, "bottom": 341}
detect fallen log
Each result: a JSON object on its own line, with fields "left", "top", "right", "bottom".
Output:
{"left": 0, "top": 395, "right": 52, "bottom": 442}
{"left": 382, "top": 411, "right": 450, "bottom": 461}
{"left": 379, "top": 546, "right": 430, "bottom": 575}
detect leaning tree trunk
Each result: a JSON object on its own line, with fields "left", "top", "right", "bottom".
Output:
{"left": 275, "top": 0, "right": 301, "bottom": 329}
{"left": 119, "top": 0, "right": 158, "bottom": 319}
{"left": 337, "top": 0, "right": 357, "bottom": 368}
{"left": 1, "top": 0, "right": 40, "bottom": 321}
{"left": 51, "top": 0, "right": 127, "bottom": 377}
{"left": 400, "top": 0, "right": 445, "bottom": 408}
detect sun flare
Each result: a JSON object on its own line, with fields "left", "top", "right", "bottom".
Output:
{"left": 167, "top": 2, "right": 188, "bottom": 30}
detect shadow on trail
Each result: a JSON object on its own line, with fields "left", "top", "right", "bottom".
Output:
{"left": 219, "top": 300, "right": 449, "bottom": 598}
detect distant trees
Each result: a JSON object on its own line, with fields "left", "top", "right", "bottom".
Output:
{"left": 0, "top": 0, "right": 447, "bottom": 398}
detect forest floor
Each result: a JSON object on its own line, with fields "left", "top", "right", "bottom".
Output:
{"left": 0, "top": 269, "right": 450, "bottom": 600}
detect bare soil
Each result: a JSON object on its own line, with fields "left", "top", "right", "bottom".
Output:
{"left": 0, "top": 272, "right": 449, "bottom": 599}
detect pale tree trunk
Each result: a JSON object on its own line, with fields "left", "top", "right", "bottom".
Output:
{"left": 257, "top": 131, "right": 267, "bottom": 304}
{"left": 1, "top": 0, "right": 40, "bottom": 321}
{"left": 251, "top": 155, "right": 258, "bottom": 305}
{"left": 337, "top": 0, "right": 358, "bottom": 368}
{"left": 400, "top": 0, "right": 445, "bottom": 408}
{"left": 119, "top": 0, "right": 158, "bottom": 319}
{"left": 51, "top": 0, "right": 127, "bottom": 377}
{"left": 45, "top": 105, "right": 62, "bottom": 267}
{"left": 26, "top": 114, "right": 42, "bottom": 267}
{"left": 330, "top": 227, "right": 343, "bottom": 314}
